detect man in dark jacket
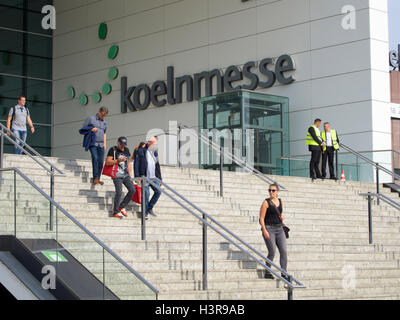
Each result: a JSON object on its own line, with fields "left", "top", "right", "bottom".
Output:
{"left": 134, "top": 137, "right": 162, "bottom": 218}
{"left": 306, "top": 119, "right": 326, "bottom": 181}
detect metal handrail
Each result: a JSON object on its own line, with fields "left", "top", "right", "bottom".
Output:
{"left": 340, "top": 144, "right": 400, "bottom": 180}
{"left": 178, "top": 124, "right": 287, "bottom": 191}
{"left": 359, "top": 192, "right": 400, "bottom": 211}
{"left": 137, "top": 176, "right": 305, "bottom": 299}
{"left": 359, "top": 192, "right": 400, "bottom": 244}
{"left": 0, "top": 122, "right": 64, "bottom": 176}
{"left": 0, "top": 167, "right": 159, "bottom": 297}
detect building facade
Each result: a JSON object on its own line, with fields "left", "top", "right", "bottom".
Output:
{"left": 0, "top": 0, "right": 53, "bottom": 155}
{"left": 50, "top": 1, "right": 391, "bottom": 175}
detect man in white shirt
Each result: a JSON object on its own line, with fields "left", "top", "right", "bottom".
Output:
{"left": 321, "top": 122, "right": 340, "bottom": 180}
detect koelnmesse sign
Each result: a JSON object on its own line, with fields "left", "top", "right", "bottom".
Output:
{"left": 121, "top": 54, "right": 295, "bottom": 113}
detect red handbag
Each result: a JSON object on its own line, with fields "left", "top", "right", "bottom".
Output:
{"left": 132, "top": 184, "right": 141, "bottom": 204}
{"left": 102, "top": 147, "right": 118, "bottom": 178}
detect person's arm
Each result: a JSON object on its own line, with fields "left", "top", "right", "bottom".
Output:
{"left": 27, "top": 116, "right": 34, "bottom": 134}
{"left": 128, "top": 158, "right": 132, "bottom": 177}
{"left": 259, "top": 200, "right": 270, "bottom": 239}
{"left": 6, "top": 115, "right": 12, "bottom": 136}
{"left": 103, "top": 133, "right": 106, "bottom": 150}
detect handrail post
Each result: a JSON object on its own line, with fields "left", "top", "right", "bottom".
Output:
{"left": 219, "top": 139, "right": 223, "bottom": 197}
{"left": 287, "top": 275, "right": 293, "bottom": 300}
{"left": 376, "top": 163, "right": 380, "bottom": 205}
{"left": 178, "top": 125, "right": 181, "bottom": 168}
{"left": 335, "top": 150, "right": 338, "bottom": 181}
{"left": 50, "top": 166, "right": 54, "bottom": 231}
{"left": 203, "top": 213, "right": 208, "bottom": 290}
{"left": 367, "top": 193, "right": 373, "bottom": 244}
{"left": 141, "top": 177, "right": 146, "bottom": 241}
{"left": 0, "top": 127, "right": 3, "bottom": 169}
{"left": 14, "top": 170, "right": 16, "bottom": 237}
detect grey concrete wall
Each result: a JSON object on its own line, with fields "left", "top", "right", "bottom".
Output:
{"left": 52, "top": 0, "right": 390, "bottom": 166}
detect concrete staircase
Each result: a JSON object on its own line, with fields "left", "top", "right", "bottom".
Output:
{"left": 1, "top": 154, "right": 400, "bottom": 300}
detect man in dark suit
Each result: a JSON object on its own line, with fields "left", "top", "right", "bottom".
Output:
{"left": 306, "top": 119, "right": 326, "bottom": 181}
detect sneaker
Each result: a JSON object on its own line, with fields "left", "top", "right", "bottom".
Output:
{"left": 281, "top": 273, "right": 290, "bottom": 282}
{"left": 147, "top": 209, "right": 157, "bottom": 217}
{"left": 93, "top": 178, "right": 104, "bottom": 185}
{"left": 264, "top": 271, "right": 274, "bottom": 279}
{"left": 113, "top": 212, "right": 123, "bottom": 219}
{"left": 119, "top": 208, "right": 128, "bottom": 217}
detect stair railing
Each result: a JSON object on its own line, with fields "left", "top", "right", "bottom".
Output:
{"left": 136, "top": 176, "right": 305, "bottom": 300}
{"left": 359, "top": 192, "right": 400, "bottom": 244}
{"left": 0, "top": 167, "right": 158, "bottom": 299}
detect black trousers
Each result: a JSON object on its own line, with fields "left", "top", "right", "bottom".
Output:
{"left": 309, "top": 149, "right": 322, "bottom": 179}
{"left": 322, "top": 147, "right": 335, "bottom": 179}
{"left": 112, "top": 176, "right": 135, "bottom": 214}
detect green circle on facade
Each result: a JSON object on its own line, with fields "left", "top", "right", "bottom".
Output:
{"left": 79, "top": 93, "right": 88, "bottom": 105}
{"left": 67, "top": 86, "right": 75, "bottom": 99}
{"left": 98, "top": 23, "right": 107, "bottom": 40}
{"left": 102, "top": 83, "right": 112, "bottom": 95}
{"left": 108, "top": 45, "right": 119, "bottom": 59}
{"left": 92, "top": 92, "right": 102, "bottom": 103}
{"left": 108, "top": 67, "right": 119, "bottom": 80}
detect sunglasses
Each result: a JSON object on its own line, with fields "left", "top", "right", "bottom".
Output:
{"left": 268, "top": 189, "right": 278, "bottom": 193}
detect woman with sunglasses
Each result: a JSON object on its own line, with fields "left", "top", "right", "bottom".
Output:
{"left": 259, "top": 183, "right": 288, "bottom": 280}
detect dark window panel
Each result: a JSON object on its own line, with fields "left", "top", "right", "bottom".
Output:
{"left": 0, "top": 1, "right": 24, "bottom": 9}
{"left": 0, "top": 75, "right": 24, "bottom": 100}
{"left": 0, "top": 30, "right": 24, "bottom": 54}
{"left": 2, "top": 143, "right": 51, "bottom": 156}
{"left": 0, "top": 52, "right": 23, "bottom": 76}
{"left": 27, "top": 11, "right": 53, "bottom": 36}
{"left": 26, "top": 101, "right": 51, "bottom": 124}
{"left": 27, "top": 33, "right": 52, "bottom": 58}
{"left": 0, "top": 5, "right": 23, "bottom": 30}
{"left": 0, "top": 98, "right": 16, "bottom": 121}
{"left": 25, "top": 124, "right": 51, "bottom": 148}
{"left": 28, "top": 0, "right": 53, "bottom": 12}
{"left": 27, "top": 78, "right": 51, "bottom": 103}
{"left": 27, "top": 56, "right": 52, "bottom": 79}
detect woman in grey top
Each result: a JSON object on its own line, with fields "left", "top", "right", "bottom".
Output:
{"left": 259, "top": 183, "right": 288, "bottom": 280}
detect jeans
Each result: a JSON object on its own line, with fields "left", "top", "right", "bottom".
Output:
{"left": 263, "top": 225, "right": 288, "bottom": 271}
{"left": 145, "top": 179, "right": 162, "bottom": 214}
{"left": 89, "top": 145, "right": 105, "bottom": 180}
{"left": 12, "top": 129, "right": 27, "bottom": 155}
{"left": 112, "top": 176, "right": 135, "bottom": 214}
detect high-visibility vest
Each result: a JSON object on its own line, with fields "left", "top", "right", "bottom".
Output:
{"left": 321, "top": 129, "right": 339, "bottom": 151}
{"left": 306, "top": 126, "right": 321, "bottom": 146}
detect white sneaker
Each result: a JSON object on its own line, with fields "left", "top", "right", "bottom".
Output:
{"left": 113, "top": 212, "right": 123, "bottom": 218}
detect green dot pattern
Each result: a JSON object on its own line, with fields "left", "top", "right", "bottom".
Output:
{"left": 102, "top": 83, "right": 112, "bottom": 95}
{"left": 108, "top": 67, "right": 119, "bottom": 80}
{"left": 67, "top": 86, "right": 75, "bottom": 99}
{"left": 79, "top": 93, "right": 88, "bottom": 105}
{"left": 98, "top": 23, "right": 107, "bottom": 40}
{"left": 108, "top": 45, "right": 119, "bottom": 60}
{"left": 92, "top": 92, "right": 102, "bottom": 103}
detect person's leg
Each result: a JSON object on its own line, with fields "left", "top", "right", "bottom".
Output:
{"left": 327, "top": 147, "right": 335, "bottom": 178}
{"left": 89, "top": 146, "right": 99, "bottom": 181}
{"left": 97, "top": 146, "right": 105, "bottom": 180}
{"left": 275, "top": 227, "right": 288, "bottom": 272}
{"left": 263, "top": 226, "right": 277, "bottom": 268}
{"left": 309, "top": 151, "right": 316, "bottom": 178}
{"left": 321, "top": 151, "right": 328, "bottom": 178}
{"left": 19, "top": 130, "right": 27, "bottom": 153}
{"left": 147, "top": 180, "right": 162, "bottom": 212}
{"left": 119, "top": 176, "right": 135, "bottom": 209}
{"left": 112, "top": 178, "right": 123, "bottom": 214}
{"left": 314, "top": 150, "right": 322, "bottom": 178}
{"left": 12, "top": 130, "right": 21, "bottom": 154}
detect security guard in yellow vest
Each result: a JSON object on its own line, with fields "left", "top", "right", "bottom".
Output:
{"left": 306, "top": 119, "right": 325, "bottom": 180}
{"left": 321, "top": 122, "right": 340, "bottom": 180}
